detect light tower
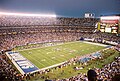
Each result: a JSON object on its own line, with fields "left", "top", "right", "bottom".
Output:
{"left": 84, "top": 13, "right": 95, "bottom": 18}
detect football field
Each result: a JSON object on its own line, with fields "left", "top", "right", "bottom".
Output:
{"left": 19, "top": 41, "right": 105, "bottom": 69}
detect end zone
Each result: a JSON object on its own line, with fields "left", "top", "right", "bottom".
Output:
{"left": 6, "top": 51, "right": 39, "bottom": 75}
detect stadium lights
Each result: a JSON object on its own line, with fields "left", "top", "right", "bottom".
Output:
{"left": 0, "top": 12, "right": 56, "bottom": 17}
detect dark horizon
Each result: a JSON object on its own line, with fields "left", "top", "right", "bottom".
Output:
{"left": 0, "top": 0, "right": 120, "bottom": 18}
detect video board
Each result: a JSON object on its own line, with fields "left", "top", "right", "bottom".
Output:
{"left": 100, "top": 16, "right": 120, "bottom": 34}
{"left": 100, "top": 23, "right": 118, "bottom": 33}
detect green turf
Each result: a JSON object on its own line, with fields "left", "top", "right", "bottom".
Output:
{"left": 19, "top": 41, "right": 105, "bottom": 69}
{"left": 26, "top": 48, "right": 119, "bottom": 81}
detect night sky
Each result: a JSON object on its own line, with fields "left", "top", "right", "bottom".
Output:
{"left": 0, "top": 0, "right": 120, "bottom": 17}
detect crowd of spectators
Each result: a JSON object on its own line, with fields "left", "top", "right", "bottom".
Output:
{"left": 0, "top": 15, "right": 120, "bottom": 81}
{"left": 0, "top": 14, "right": 99, "bottom": 51}
{"left": 0, "top": 32, "right": 81, "bottom": 51}
{"left": 0, "top": 54, "right": 23, "bottom": 81}
{"left": 0, "top": 49, "right": 119, "bottom": 81}
{"left": 80, "top": 32, "right": 120, "bottom": 43}
{"left": 115, "top": 44, "right": 120, "bottom": 51}
{"left": 0, "top": 30, "right": 120, "bottom": 52}
{"left": 95, "top": 56, "right": 120, "bottom": 81}
{"left": 0, "top": 15, "right": 98, "bottom": 27}
{"left": 60, "top": 56, "right": 120, "bottom": 81}
{"left": 0, "top": 14, "right": 118, "bottom": 50}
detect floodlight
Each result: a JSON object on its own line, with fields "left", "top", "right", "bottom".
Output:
{"left": 0, "top": 12, "right": 56, "bottom": 17}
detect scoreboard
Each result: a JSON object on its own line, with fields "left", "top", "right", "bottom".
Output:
{"left": 100, "top": 23, "right": 118, "bottom": 33}
{"left": 98, "top": 16, "right": 120, "bottom": 34}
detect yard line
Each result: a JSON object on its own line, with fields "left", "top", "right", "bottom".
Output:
{"left": 30, "top": 51, "right": 53, "bottom": 66}
{"left": 18, "top": 41, "right": 81, "bottom": 51}
{"left": 19, "top": 41, "right": 105, "bottom": 69}
{"left": 22, "top": 51, "right": 45, "bottom": 67}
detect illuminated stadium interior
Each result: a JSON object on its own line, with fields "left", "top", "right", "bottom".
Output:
{"left": 0, "top": 12, "right": 120, "bottom": 81}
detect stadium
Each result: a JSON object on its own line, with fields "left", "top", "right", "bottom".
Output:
{"left": 0, "top": 11, "right": 120, "bottom": 81}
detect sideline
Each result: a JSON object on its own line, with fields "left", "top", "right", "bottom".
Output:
{"left": 40, "top": 61, "right": 67, "bottom": 71}
{"left": 83, "top": 41, "right": 110, "bottom": 47}
{"left": 18, "top": 41, "right": 80, "bottom": 51}
{"left": 7, "top": 41, "right": 111, "bottom": 74}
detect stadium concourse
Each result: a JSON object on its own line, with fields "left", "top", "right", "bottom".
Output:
{"left": 0, "top": 14, "right": 120, "bottom": 81}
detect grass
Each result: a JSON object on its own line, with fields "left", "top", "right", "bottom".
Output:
{"left": 28, "top": 48, "right": 120, "bottom": 81}
{"left": 16, "top": 41, "right": 120, "bottom": 81}
{"left": 18, "top": 41, "right": 105, "bottom": 69}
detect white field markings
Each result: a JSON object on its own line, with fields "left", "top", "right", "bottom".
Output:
{"left": 82, "top": 49, "right": 84, "bottom": 51}
{"left": 39, "top": 46, "right": 106, "bottom": 71}
{"left": 60, "top": 54, "right": 64, "bottom": 57}
{"left": 51, "top": 57, "right": 56, "bottom": 59}
{"left": 46, "top": 52, "right": 52, "bottom": 54}
{"left": 28, "top": 53, "right": 52, "bottom": 67}
{"left": 40, "top": 61, "right": 67, "bottom": 71}
{"left": 31, "top": 51, "right": 55, "bottom": 65}
{"left": 69, "top": 52, "right": 72, "bottom": 55}
{"left": 25, "top": 51, "right": 46, "bottom": 66}
{"left": 18, "top": 41, "right": 82, "bottom": 51}
{"left": 22, "top": 41, "right": 104, "bottom": 70}
{"left": 42, "top": 49, "right": 66, "bottom": 62}
{"left": 22, "top": 51, "right": 45, "bottom": 67}
{"left": 72, "top": 43, "right": 98, "bottom": 54}
{"left": 83, "top": 41, "right": 109, "bottom": 47}
{"left": 63, "top": 51, "right": 77, "bottom": 58}
{"left": 51, "top": 56, "right": 66, "bottom": 63}
{"left": 38, "top": 50, "right": 65, "bottom": 64}
{"left": 63, "top": 45, "right": 80, "bottom": 55}
{"left": 24, "top": 51, "right": 51, "bottom": 66}
{"left": 41, "top": 59, "right": 46, "bottom": 61}
{"left": 45, "top": 47, "right": 74, "bottom": 61}
{"left": 19, "top": 41, "right": 83, "bottom": 62}
{"left": 58, "top": 53, "right": 70, "bottom": 61}
{"left": 50, "top": 54, "right": 67, "bottom": 62}
{"left": 41, "top": 48, "right": 67, "bottom": 62}
{"left": 19, "top": 42, "right": 99, "bottom": 68}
